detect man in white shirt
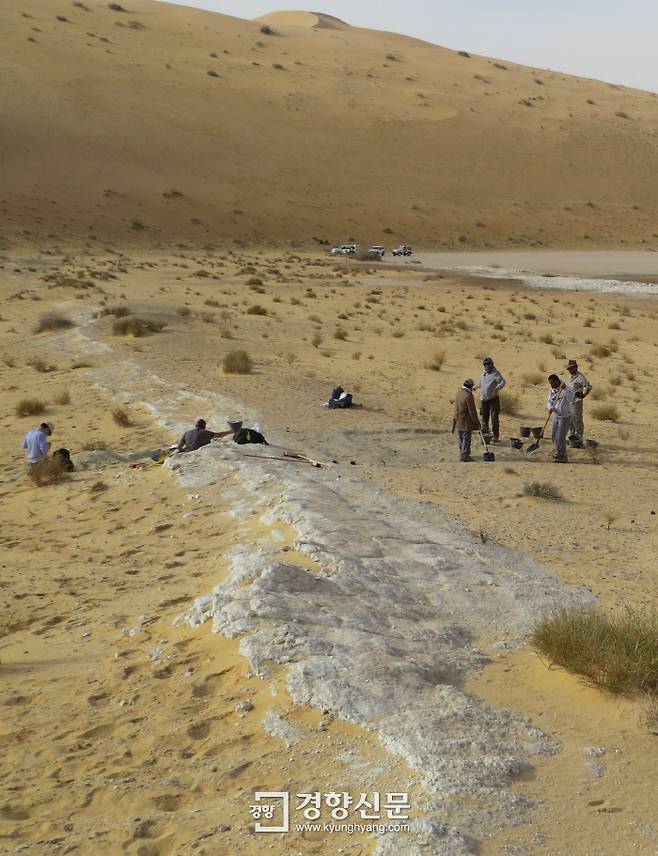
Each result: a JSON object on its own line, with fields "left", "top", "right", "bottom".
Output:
{"left": 475, "top": 357, "right": 506, "bottom": 442}
{"left": 547, "top": 375, "right": 574, "bottom": 463}
{"left": 566, "top": 359, "right": 592, "bottom": 440}
{"left": 23, "top": 422, "right": 53, "bottom": 464}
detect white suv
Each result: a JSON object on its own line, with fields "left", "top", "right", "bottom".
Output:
{"left": 392, "top": 245, "right": 412, "bottom": 256}
{"left": 330, "top": 244, "right": 358, "bottom": 255}
{"left": 368, "top": 246, "right": 385, "bottom": 257}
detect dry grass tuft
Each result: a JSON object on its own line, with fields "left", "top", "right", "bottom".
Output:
{"left": 34, "top": 312, "right": 74, "bottom": 334}
{"left": 112, "top": 317, "right": 166, "bottom": 337}
{"left": 112, "top": 407, "right": 133, "bottom": 427}
{"left": 522, "top": 481, "right": 562, "bottom": 500}
{"left": 16, "top": 398, "right": 46, "bottom": 417}
{"left": 28, "top": 457, "right": 69, "bottom": 487}
{"left": 246, "top": 304, "right": 268, "bottom": 316}
{"left": 499, "top": 390, "right": 521, "bottom": 415}
{"left": 426, "top": 349, "right": 446, "bottom": 371}
{"left": 223, "top": 349, "right": 253, "bottom": 375}
{"left": 89, "top": 480, "right": 109, "bottom": 493}
{"left": 591, "top": 404, "right": 620, "bottom": 422}
{"left": 53, "top": 389, "right": 71, "bottom": 405}
{"left": 531, "top": 607, "right": 658, "bottom": 696}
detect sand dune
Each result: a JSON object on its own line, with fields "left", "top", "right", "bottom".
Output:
{"left": 257, "top": 10, "right": 349, "bottom": 29}
{"left": 1, "top": 0, "right": 657, "bottom": 249}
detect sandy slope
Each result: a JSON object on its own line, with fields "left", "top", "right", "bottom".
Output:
{"left": 2, "top": 0, "right": 658, "bottom": 249}
{"left": 1, "top": 247, "right": 657, "bottom": 854}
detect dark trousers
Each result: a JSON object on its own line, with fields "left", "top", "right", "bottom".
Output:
{"left": 480, "top": 397, "right": 500, "bottom": 439}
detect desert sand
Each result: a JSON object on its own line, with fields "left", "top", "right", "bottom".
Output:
{"left": 2, "top": 1, "right": 658, "bottom": 854}
{"left": 2, "top": 0, "right": 658, "bottom": 249}
{"left": 1, "top": 245, "right": 657, "bottom": 854}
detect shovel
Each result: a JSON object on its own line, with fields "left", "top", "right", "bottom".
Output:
{"left": 526, "top": 389, "right": 564, "bottom": 455}
{"left": 479, "top": 430, "right": 495, "bottom": 462}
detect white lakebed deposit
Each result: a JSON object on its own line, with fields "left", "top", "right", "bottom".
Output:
{"left": 55, "top": 312, "right": 598, "bottom": 855}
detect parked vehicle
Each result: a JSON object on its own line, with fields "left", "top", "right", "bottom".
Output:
{"left": 392, "top": 245, "right": 413, "bottom": 256}
{"left": 330, "top": 244, "right": 358, "bottom": 255}
{"left": 368, "top": 246, "right": 385, "bottom": 257}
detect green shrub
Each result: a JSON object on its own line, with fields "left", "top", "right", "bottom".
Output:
{"left": 531, "top": 607, "right": 658, "bottom": 695}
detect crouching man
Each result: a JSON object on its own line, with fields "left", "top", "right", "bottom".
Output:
{"left": 452, "top": 379, "right": 481, "bottom": 462}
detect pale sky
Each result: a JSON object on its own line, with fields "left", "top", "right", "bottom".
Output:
{"left": 160, "top": 0, "right": 658, "bottom": 92}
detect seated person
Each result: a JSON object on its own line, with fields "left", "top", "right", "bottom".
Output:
{"left": 177, "top": 419, "right": 230, "bottom": 453}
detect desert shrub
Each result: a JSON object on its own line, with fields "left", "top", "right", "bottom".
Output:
{"left": 219, "top": 327, "right": 233, "bottom": 339}
{"left": 246, "top": 276, "right": 263, "bottom": 286}
{"left": 112, "top": 407, "right": 133, "bottom": 427}
{"left": 522, "top": 481, "right": 562, "bottom": 500}
{"left": 16, "top": 398, "right": 46, "bottom": 417}
{"left": 589, "top": 343, "right": 611, "bottom": 358}
{"left": 201, "top": 312, "right": 215, "bottom": 324}
{"left": 53, "top": 389, "right": 71, "bottom": 405}
{"left": 90, "top": 480, "right": 109, "bottom": 493}
{"left": 590, "top": 387, "right": 606, "bottom": 400}
{"left": 247, "top": 304, "right": 268, "bottom": 316}
{"left": 334, "top": 328, "right": 348, "bottom": 340}
{"left": 28, "top": 358, "right": 57, "bottom": 373}
{"left": 223, "top": 349, "right": 253, "bottom": 374}
{"left": 28, "top": 457, "right": 70, "bottom": 487}
{"left": 356, "top": 251, "right": 382, "bottom": 262}
{"left": 99, "top": 306, "right": 129, "bottom": 318}
{"left": 260, "top": 24, "right": 275, "bottom": 35}
{"left": 521, "top": 371, "right": 544, "bottom": 386}
{"left": 591, "top": 404, "right": 620, "bottom": 422}
{"left": 311, "top": 333, "right": 322, "bottom": 348}
{"left": 112, "top": 317, "right": 166, "bottom": 337}
{"left": 82, "top": 441, "right": 109, "bottom": 451}
{"left": 176, "top": 306, "right": 191, "bottom": 317}
{"left": 499, "top": 390, "right": 521, "bottom": 415}
{"left": 426, "top": 349, "right": 446, "bottom": 371}
{"left": 531, "top": 607, "right": 658, "bottom": 695}
{"left": 34, "top": 313, "right": 73, "bottom": 333}
{"left": 71, "top": 360, "right": 92, "bottom": 369}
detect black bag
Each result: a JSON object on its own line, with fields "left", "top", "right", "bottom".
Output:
{"left": 233, "top": 428, "right": 268, "bottom": 445}
{"left": 331, "top": 386, "right": 344, "bottom": 400}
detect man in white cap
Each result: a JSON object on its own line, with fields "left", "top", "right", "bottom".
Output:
{"left": 475, "top": 356, "right": 506, "bottom": 443}
{"left": 566, "top": 359, "right": 592, "bottom": 440}
{"left": 23, "top": 422, "right": 53, "bottom": 464}
{"left": 452, "top": 379, "right": 481, "bottom": 462}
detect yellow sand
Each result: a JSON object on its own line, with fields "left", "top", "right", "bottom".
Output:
{"left": 1, "top": 0, "right": 658, "bottom": 248}
{"left": 2, "top": 247, "right": 657, "bottom": 854}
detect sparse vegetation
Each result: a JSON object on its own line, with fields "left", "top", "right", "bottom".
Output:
{"left": 223, "top": 349, "right": 253, "bottom": 374}
{"left": 522, "top": 481, "right": 562, "bottom": 500}
{"left": 99, "top": 305, "right": 129, "bottom": 318}
{"left": 53, "top": 389, "right": 71, "bottom": 405}
{"left": 246, "top": 304, "right": 268, "bottom": 316}
{"left": 499, "top": 390, "right": 521, "bottom": 415}
{"left": 27, "top": 358, "right": 56, "bottom": 373}
{"left": 112, "top": 407, "right": 133, "bottom": 427}
{"left": 531, "top": 607, "right": 658, "bottom": 696}
{"left": 28, "top": 457, "right": 70, "bottom": 487}
{"left": 112, "top": 317, "right": 166, "bottom": 337}
{"left": 426, "top": 349, "right": 446, "bottom": 372}
{"left": 16, "top": 398, "right": 46, "bottom": 417}
{"left": 34, "top": 312, "right": 74, "bottom": 334}
{"left": 176, "top": 306, "right": 192, "bottom": 317}
{"left": 591, "top": 404, "right": 620, "bottom": 422}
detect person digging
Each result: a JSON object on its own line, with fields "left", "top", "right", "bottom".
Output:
{"left": 452, "top": 379, "right": 481, "bottom": 462}
{"left": 547, "top": 374, "right": 575, "bottom": 463}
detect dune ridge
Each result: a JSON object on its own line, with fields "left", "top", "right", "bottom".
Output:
{"left": 256, "top": 10, "right": 349, "bottom": 29}
{"left": 1, "top": 0, "right": 657, "bottom": 248}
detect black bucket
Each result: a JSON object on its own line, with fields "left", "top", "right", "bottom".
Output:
{"left": 520, "top": 426, "right": 532, "bottom": 438}
{"left": 483, "top": 451, "right": 496, "bottom": 462}
{"left": 531, "top": 426, "right": 543, "bottom": 439}
{"left": 569, "top": 438, "right": 583, "bottom": 448}
{"left": 510, "top": 438, "right": 523, "bottom": 449}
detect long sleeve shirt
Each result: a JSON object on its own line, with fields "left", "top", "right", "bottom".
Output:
{"left": 547, "top": 385, "right": 574, "bottom": 418}
{"left": 23, "top": 428, "right": 50, "bottom": 463}
{"left": 475, "top": 368, "right": 506, "bottom": 402}
{"left": 568, "top": 371, "right": 592, "bottom": 398}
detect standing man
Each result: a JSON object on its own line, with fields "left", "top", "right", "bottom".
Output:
{"left": 23, "top": 422, "right": 53, "bottom": 464}
{"left": 547, "top": 374, "right": 575, "bottom": 463}
{"left": 566, "top": 359, "right": 592, "bottom": 441}
{"left": 452, "top": 379, "right": 481, "bottom": 462}
{"left": 475, "top": 357, "right": 506, "bottom": 443}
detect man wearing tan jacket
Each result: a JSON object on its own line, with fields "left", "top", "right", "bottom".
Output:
{"left": 452, "top": 379, "right": 482, "bottom": 462}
